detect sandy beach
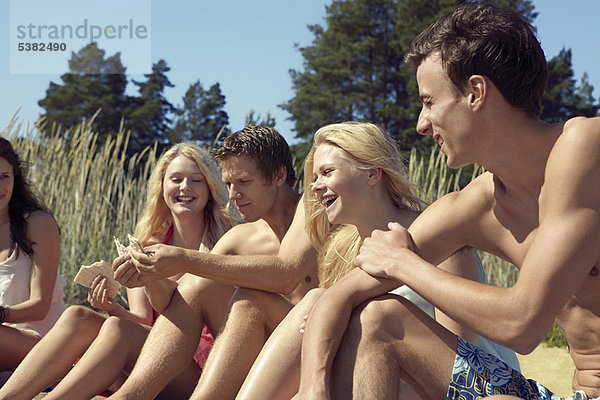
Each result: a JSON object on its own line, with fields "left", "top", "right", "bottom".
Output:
{"left": 517, "top": 344, "right": 575, "bottom": 396}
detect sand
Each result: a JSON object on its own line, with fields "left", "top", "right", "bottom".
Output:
{"left": 517, "top": 344, "right": 575, "bottom": 396}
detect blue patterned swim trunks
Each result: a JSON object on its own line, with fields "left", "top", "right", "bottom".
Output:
{"left": 447, "top": 337, "right": 597, "bottom": 400}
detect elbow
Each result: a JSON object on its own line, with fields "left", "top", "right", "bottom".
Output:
{"left": 277, "top": 273, "right": 301, "bottom": 295}
{"left": 500, "top": 314, "right": 549, "bottom": 355}
{"left": 508, "top": 333, "right": 541, "bottom": 355}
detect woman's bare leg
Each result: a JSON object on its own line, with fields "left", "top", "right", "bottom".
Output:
{"left": 0, "top": 325, "right": 39, "bottom": 371}
{"left": 109, "top": 275, "right": 233, "bottom": 400}
{"left": 0, "top": 306, "right": 106, "bottom": 400}
{"left": 43, "top": 316, "right": 151, "bottom": 400}
{"left": 238, "top": 288, "right": 325, "bottom": 400}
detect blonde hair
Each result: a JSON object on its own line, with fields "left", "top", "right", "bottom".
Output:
{"left": 303, "top": 122, "right": 424, "bottom": 288}
{"left": 135, "top": 143, "right": 239, "bottom": 250}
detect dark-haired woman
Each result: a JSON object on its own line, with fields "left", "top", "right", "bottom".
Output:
{"left": 0, "top": 138, "right": 65, "bottom": 371}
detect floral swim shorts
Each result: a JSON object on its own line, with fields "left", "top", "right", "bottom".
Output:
{"left": 446, "top": 337, "right": 596, "bottom": 400}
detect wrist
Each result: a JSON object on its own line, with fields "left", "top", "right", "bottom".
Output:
{"left": 0, "top": 305, "right": 10, "bottom": 323}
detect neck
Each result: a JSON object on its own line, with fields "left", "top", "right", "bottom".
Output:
{"left": 354, "top": 189, "right": 414, "bottom": 239}
{"left": 0, "top": 210, "right": 9, "bottom": 226}
{"left": 262, "top": 185, "right": 300, "bottom": 241}
{"left": 170, "top": 214, "right": 206, "bottom": 250}
{"left": 478, "top": 115, "right": 562, "bottom": 197}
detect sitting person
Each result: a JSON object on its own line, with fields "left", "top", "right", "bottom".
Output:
{"left": 235, "top": 122, "right": 518, "bottom": 399}
{"left": 296, "top": 3, "right": 600, "bottom": 399}
{"left": 0, "top": 138, "right": 65, "bottom": 372}
{"left": 107, "top": 126, "right": 318, "bottom": 400}
{"left": 0, "top": 143, "right": 238, "bottom": 400}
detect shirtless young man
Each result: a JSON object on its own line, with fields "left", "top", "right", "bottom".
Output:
{"left": 108, "top": 125, "right": 318, "bottom": 400}
{"left": 295, "top": 3, "right": 600, "bottom": 399}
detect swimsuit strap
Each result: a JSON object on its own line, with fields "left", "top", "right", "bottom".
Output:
{"left": 162, "top": 224, "right": 174, "bottom": 244}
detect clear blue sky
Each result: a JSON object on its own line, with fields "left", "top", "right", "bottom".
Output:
{"left": 1, "top": 0, "right": 598, "bottom": 145}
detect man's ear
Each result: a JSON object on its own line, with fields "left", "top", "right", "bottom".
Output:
{"left": 367, "top": 168, "right": 383, "bottom": 186}
{"left": 274, "top": 166, "right": 287, "bottom": 186}
{"left": 467, "top": 75, "right": 487, "bottom": 111}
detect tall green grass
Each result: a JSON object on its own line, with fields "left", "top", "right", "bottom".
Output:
{"left": 3, "top": 117, "right": 158, "bottom": 306}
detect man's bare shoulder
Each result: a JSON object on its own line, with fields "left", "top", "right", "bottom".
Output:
{"left": 546, "top": 116, "right": 600, "bottom": 193}
{"left": 409, "top": 172, "right": 496, "bottom": 263}
{"left": 556, "top": 116, "right": 600, "bottom": 156}
{"left": 211, "top": 219, "right": 280, "bottom": 256}
{"left": 438, "top": 171, "right": 496, "bottom": 217}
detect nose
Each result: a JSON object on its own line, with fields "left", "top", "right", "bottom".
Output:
{"left": 228, "top": 184, "right": 242, "bottom": 200}
{"left": 180, "top": 178, "right": 191, "bottom": 191}
{"left": 311, "top": 176, "right": 325, "bottom": 193}
{"left": 416, "top": 109, "right": 432, "bottom": 136}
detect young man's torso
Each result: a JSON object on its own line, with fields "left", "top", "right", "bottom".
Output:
{"left": 458, "top": 117, "right": 600, "bottom": 394}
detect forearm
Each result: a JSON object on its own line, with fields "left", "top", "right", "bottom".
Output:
{"left": 299, "top": 269, "right": 399, "bottom": 393}
{"left": 181, "top": 250, "right": 301, "bottom": 294}
{"left": 299, "top": 292, "right": 353, "bottom": 393}
{"left": 2, "top": 298, "right": 50, "bottom": 323}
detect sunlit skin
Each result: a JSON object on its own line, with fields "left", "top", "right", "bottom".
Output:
{"left": 415, "top": 54, "right": 482, "bottom": 169}
{"left": 221, "top": 155, "right": 281, "bottom": 223}
{"left": 162, "top": 155, "right": 210, "bottom": 222}
{"left": 311, "top": 144, "right": 372, "bottom": 227}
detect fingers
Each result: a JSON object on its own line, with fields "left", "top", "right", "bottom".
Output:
{"left": 130, "top": 249, "right": 152, "bottom": 263}
{"left": 113, "top": 256, "right": 139, "bottom": 282}
{"left": 116, "top": 262, "right": 142, "bottom": 287}
{"left": 112, "top": 254, "right": 130, "bottom": 271}
{"left": 388, "top": 221, "right": 403, "bottom": 230}
{"left": 88, "top": 275, "right": 110, "bottom": 308}
{"left": 300, "top": 314, "right": 309, "bottom": 334}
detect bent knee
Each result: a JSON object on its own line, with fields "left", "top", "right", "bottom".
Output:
{"left": 351, "top": 295, "right": 415, "bottom": 339}
{"left": 98, "top": 316, "right": 137, "bottom": 339}
{"left": 230, "top": 287, "right": 281, "bottom": 308}
{"left": 60, "top": 305, "right": 105, "bottom": 331}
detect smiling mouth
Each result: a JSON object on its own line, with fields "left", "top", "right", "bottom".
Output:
{"left": 320, "top": 195, "right": 337, "bottom": 208}
{"left": 176, "top": 195, "right": 195, "bottom": 203}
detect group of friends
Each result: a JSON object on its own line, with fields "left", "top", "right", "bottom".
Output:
{"left": 0, "top": 3, "right": 599, "bottom": 399}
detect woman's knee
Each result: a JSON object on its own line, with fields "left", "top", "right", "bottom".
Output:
{"left": 97, "top": 316, "right": 138, "bottom": 340}
{"left": 59, "top": 305, "right": 105, "bottom": 334}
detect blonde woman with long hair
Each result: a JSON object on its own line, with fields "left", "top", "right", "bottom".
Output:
{"left": 236, "top": 121, "right": 518, "bottom": 399}
{"left": 0, "top": 143, "right": 239, "bottom": 400}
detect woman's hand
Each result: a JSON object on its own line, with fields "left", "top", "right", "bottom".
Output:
{"left": 87, "top": 274, "right": 116, "bottom": 313}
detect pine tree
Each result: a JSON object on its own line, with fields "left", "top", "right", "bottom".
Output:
{"left": 38, "top": 43, "right": 129, "bottom": 143}
{"left": 129, "top": 60, "right": 176, "bottom": 154}
{"left": 245, "top": 110, "right": 276, "bottom": 127}
{"left": 541, "top": 49, "right": 598, "bottom": 122}
{"left": 170, "top": 81, "right": 229, "bottom": 145}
